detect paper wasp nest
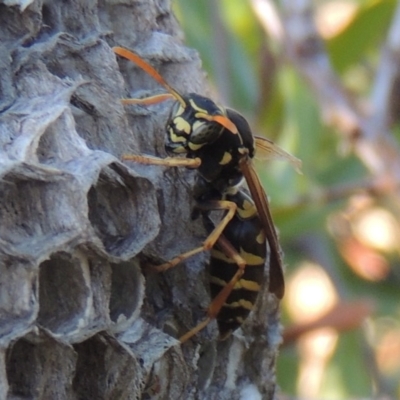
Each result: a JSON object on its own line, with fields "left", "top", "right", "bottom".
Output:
{"left": 0, "top": 1, "right": 281, "bottom": 399}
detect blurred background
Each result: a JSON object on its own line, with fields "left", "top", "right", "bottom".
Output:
{"left": 174, "top": 0, "right": 400, "bottom": 399}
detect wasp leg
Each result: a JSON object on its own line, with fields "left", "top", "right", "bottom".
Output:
{"left": 122, "top": 154, "right": 201, "bottom": 168}
{"left": 121, "top": 93, "right": 175, "bottom": 106}
{"left": 179, "top": 235, "right": 247, "bottom": 343}
{"left": 153, "top": 200, "right": 243, "bottom": 272}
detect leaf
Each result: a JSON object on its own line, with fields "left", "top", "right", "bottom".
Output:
{"left": 327, "top": 0, "right": 397, "bottom": 73}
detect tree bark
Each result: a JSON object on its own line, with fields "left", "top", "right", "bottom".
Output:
{"left": 0, "top": 1, "right": 281, "bottom": 399}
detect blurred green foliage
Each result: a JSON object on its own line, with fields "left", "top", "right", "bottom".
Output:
{"left": 175, "top": 0, "right": 400, "bottom": 399}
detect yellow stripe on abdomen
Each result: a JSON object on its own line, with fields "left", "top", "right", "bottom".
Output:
{"left": 209, "top": 276, "right": 261, "bottom": 292}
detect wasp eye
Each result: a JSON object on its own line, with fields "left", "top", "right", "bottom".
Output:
{"left": 190, "top": 119, "right": 221, "bottom": 145}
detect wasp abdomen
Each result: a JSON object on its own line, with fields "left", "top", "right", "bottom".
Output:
{"left": 210, "top": 256, "right": 265, "bottom": 339}
{"left": 209, "top": 194, "right": 267, "bottom": 339}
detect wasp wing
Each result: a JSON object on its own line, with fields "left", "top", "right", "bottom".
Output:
{"left": 239, "top": 157, "right": 285, "bottom": 299}
{"left": 254, "top": 135, "right": 302, "bottom": 174}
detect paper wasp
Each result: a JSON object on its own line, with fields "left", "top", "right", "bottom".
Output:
{"left": 113, "top": 46, "right": 301, "bottom": 342}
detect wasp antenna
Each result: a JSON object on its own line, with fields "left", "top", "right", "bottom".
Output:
{"left": 121, "top": 93, "right": 176, "bottom": 106}
{"left": 113, "top": 46, "right": 186, "bottom": 107}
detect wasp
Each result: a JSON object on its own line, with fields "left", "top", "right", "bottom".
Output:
{"left": 113, "top": 46, "right": 301, "bottom": 342}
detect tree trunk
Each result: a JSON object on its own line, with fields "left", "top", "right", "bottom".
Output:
{"left": 0, "top": 1, "right": 281, "bottom": 398}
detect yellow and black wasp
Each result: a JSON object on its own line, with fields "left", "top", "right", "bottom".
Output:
{"left": 113, "top": 46, "right": 301, "bottom": 342}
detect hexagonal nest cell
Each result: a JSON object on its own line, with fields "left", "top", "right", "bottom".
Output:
{"left": 72, "top": 334, "right": 142, "bottom": 399}
{"left": 0, "top": 168, "right": 85, "bottom": 257}
{"left": 109, "top": 260, "right": 144, "bottom": 328}
{"left": 0, "top": 251, "right": 38, "bottom": 343}
{"left": 6, "top": 335, "right": 77, "bottom": 399}
{"left": 37, "top": 252, "right": 91, "bottom": 336}
{"left": 36, "top": 109, "right": 88, "bottom": 166}
{"left": 87, "top": 163, "right": 159, "bottom": 259}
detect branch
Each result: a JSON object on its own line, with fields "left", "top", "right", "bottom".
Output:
{"left": 251, "top": 0, "right": 400, "bottom": 185}
{"left": 370, "top": 1, "right": 400, "bottom": 136}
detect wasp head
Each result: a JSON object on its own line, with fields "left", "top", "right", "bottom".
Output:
{"left": 165, "top": 93, "right": 229, "bottom": 154}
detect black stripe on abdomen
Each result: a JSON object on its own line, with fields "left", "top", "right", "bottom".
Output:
{"left": 209, "top": 258, "right": 265, "bottom": 338}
